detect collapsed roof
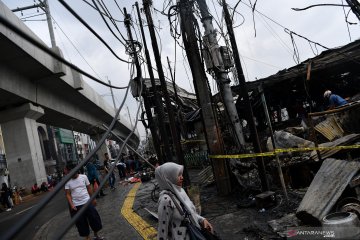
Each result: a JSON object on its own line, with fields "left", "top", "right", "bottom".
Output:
{"left": 233, "top": 39, "right": 360, "bottom": 116}
{"left": 142, "top": 78, "right": 198, "bottom": 111}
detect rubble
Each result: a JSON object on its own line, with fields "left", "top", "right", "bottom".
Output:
{"left": 296, "top": 158, "right": 360, "bottom": 225}
{"left": 310, "top": 133, "right": 360, "bottom": 161}
{"left": 267, "top": 130, "right": 314, "bottom": 152}
{"left": 268, "top": 213, "right": 300, "bottom": 237}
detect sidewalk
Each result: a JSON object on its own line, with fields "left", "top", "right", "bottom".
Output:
{"left": 133, "top": 169, "right": 298, "bottom": 240}
{"left": 31, "top": 170, "right": 299, "bottom": 239}
{"left": 0, "top": 191, "right": 45, "bottom": 214}
{"left": 33, "top": 183, "right": 143, "bottom": 240}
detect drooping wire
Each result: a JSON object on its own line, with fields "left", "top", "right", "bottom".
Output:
{"left": 341, "top": 0, "right": 352, "bottom": 42}
{"left": 81, "top": 0, "right": 124, "bottom": 22}
{"left": 113, "top": 0, "right": 125, "bottom": 16}
{"left": 248, "top": 0, "right": 258, "bottom": 37}
{"left": 56, "top": 11, "right": 146, "bottom": 236}
{"left": 53, "top": 21, "right": 73, "bottom": 63}
{"left": 168, "top": 4, "right": 185, "bottom": 50}
{"left": 55, "top": 80, "right": 137, "bottom": 240}
{"left": 288, "top": 30, "right": 301, "bottom": 64}
{"left": 239, "top": 0, "right": 329, "bottom": 51}
{"left": 58, "top": 0, "right": 130, "bottom": 64}
{"left": 345, "top": 8, "right": 357, "bottom": 25}
{"left": 2, "top": 68, "right": 131, "bottom": 240}
{"left": 257, "top": 13, "right": 293, "bottom": 56}
{"left": 182, "top": 51, "right": 195, "bottom": 93}
{"left": 210, "top": 0, "right": 224, "bottom": 30}
{"left": 231, "top": 0, "right": 243, "bottom": 23}
{"left": 308, "top": 41, "right": 319, "bottom": 56}
{"left": 291, "top": 3, "right": 350, "bottom": 11}
{"left": 97, "top": 0, "right": 129, "bottom": 42}
{"left": 90, "top": 0, "right": 127, "bottom": 47}
{"left": 51, "top": 15, "right": 103, "bottom": 80}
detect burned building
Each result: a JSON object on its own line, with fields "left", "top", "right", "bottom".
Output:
{"left": 233, "top": 39, "right": 360, "bottom": 135}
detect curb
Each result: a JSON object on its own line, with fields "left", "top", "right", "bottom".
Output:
{"left": 121, "top": 182, "right": 157, "bottom": 240}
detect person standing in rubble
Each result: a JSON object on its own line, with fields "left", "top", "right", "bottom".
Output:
{"left": 324, "top": 90, "right": 348, "bottom": 109}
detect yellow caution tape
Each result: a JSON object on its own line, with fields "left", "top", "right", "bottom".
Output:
{"left": 209, "top": 144, "right": 360, "bottom": 159}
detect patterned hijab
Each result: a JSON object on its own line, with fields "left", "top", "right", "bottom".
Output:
{"left": 155, "top": 162, "right": 201, "bottom": 228}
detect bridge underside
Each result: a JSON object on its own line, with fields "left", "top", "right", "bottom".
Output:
{"left": 0, "top": 2, "right": 138, "bottom": 188}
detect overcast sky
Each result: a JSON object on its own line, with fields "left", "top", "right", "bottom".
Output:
{"left": 2, "top": 0, "right": 360, "bottom": 140}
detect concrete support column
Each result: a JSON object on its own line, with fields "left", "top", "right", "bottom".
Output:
{"left": 0, "top": 103, "right": 47, "bottom": 188}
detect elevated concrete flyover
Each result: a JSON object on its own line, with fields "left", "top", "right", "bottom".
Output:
{"left": 0, "top": 2, "right": 139, "bottom": 187}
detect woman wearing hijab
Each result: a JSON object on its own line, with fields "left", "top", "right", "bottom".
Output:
{"left": 155, "top": 162, "right": 213, "bottom": 240}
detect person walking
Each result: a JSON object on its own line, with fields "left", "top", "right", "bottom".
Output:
{"left": 116, "top": 153, "right": 127, "bottom": 180}
{"left": 155, "top": 162, "right": 213, "bottom": 240}
{"left": 323, "top": 90, "right": 348, "bottom": 109}
{"left": 103, "top": 153, "right": 116, "bottom": 190}
{"left": 126, "top": 154, "right": 135, "bottom": 175}
{"left": 1, "top": 183, "right": 13, "bottom": 211}
{"left": 86, "top": 159, "right": 106, "bottom": 197}
{"left": 65, "top": 164, "right": 103, "bottom": 240}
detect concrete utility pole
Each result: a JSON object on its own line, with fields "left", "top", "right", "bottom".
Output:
{"left": 135, "top": 2, "right": 171, "bottom": 164}
{"left": 126, "top": 105, "right": 134, "bottom": 128}
{"left": 143, "top": 0, "right": 190, "bottom": 186}
{"left": 196, "top": 0, "right": 245, "bottom": 151}
{"left": 222, "top": 0, "right": 269, "bottom": 191}
{"left": 12, "top": 1, "right": 56, "bottom": 47}
{"left": 124, "top": 7, "right": 163, "bottom": 163}
{"left": 107, "top": 78, "right": 117, "bottom": 111}
{"left": 179, "top": 0, "right": 231, "bottom": 195}
{"left": 43, "top": 0, "right": 56, "bottom": 48}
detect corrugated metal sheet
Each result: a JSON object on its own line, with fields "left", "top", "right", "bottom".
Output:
{"left": 314, "top": 116, "right": 344, "bottom": 141}
{"left": 310, "top": 134, "right": 360, "bottom": 161}
{"left": 296, "top": 158, "right": 360, "bottom": 225}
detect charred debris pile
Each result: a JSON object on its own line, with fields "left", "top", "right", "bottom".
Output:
{"left": 223, "top": 39, "right": 360, "bottom": 238}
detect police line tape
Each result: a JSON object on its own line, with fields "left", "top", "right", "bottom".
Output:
{"left": 208, "top": 144, "right": 360, "bottom": 159}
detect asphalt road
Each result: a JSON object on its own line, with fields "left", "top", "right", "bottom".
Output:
{"left": 0, "top": 190, "right": 68, "bottom": 240}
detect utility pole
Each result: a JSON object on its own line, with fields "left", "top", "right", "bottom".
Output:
{"left": 12, "top": 1, "right": 56, "bottom": 47}
{"left": 143, "top": 0, "right": 190, "bottom": 186}
{"left": 179, "top": 0, "right": 231, "bottom": 195}
{"left": 43, "top": 0, "right": 56, "bottom": 48}
{"left": 126, "top": 105, "right": 134, "bottom": 128}
{"left": 222, "top": 0, "right": 269, "bottom": 191}
{"left": 107, "top": 78, "right": 117, "bottom": 111}
{"left": 196, "top": 0, "right": 245, "bottom": 151}
{"left": 135, "top": 2, "right": 172, "bottom": 164}
{"left": 123, "top": 8, "right": 163, "bottom": 163}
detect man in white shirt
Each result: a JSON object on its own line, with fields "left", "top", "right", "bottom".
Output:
{"left": 65, "top": 164, "right": 103, "bottom": 240}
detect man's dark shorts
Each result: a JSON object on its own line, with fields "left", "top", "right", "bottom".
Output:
{"left": 70, "top": 204, "right": 102, "bottom": 237}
